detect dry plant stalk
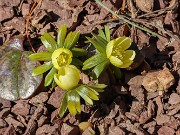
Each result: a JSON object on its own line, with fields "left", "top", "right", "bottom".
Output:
{"left": 25, "top": 0, "right": 43, "bottom": 52}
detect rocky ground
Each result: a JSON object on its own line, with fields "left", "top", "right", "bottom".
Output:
{"left": 0, "top": 0, "right": 180, "bottom": 134}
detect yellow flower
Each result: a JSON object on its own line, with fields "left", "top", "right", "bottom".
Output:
{"left": 106, "top": 36, "right": 135, "bottom": 68}
{"left": 52, "top": 48, "right": 72, "bottom": 69}
{"left": 54, "top": 65, "right": 80, "bottom": 90}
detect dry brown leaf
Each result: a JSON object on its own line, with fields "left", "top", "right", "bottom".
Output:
{"left": 135, "top": 0, "right": 154, "bottom": 13}
{"left": 78, "top": 122, "right": 93, "bottom": 133}
{"left": 142, "top": 68, "right": 175, "bottom": 93}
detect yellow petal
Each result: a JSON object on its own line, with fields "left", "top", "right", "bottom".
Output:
{"left": 59, "top": 74, "right": 79, "bottom": 90}
{"left": 123, "top": 50, "right": 136, "bottom": 61}
{"left": 117, "top": 60, "right": 133, "bottom": 68}
{"left": 58, "top": 67, "right": 65, "bottom": 76}
{"left": 52, "top": 50, "right": 61, "bottom": 69}
{"left": 106, "top": 40, "right": 114, "bottom": 58}
{"left": 109, "top": 56, "right": 123, "bottom": 68}
{"left": 65, "top": 65, "right": 80, "bottom": 77}
{"left": 54, "top": 65, "right": 80, "bottom": 90}
{"left": 117, "top": 50, "right": 135, "bottom": 68}
{"left": 54, "top": 73, "right": 64, "bottom": 89}
{"left": 115, "top": 37, "right": 131, "bottom": 50}
{"left": 51, "top": 48, "right": 72, "bottom": 69}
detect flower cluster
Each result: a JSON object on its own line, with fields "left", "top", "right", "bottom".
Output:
{"left": 30, "top": 25, "right": 135, "bottom": 116}
{"left": 29, "top": 24, "right": 85, "bottom": 87}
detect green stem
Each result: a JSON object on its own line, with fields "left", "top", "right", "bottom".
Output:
{"left": 95, "top": 0, "right": 161, "bottom": 38}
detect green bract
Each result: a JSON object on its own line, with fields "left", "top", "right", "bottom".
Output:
{"left": 59, "top": 83, "right": 107, "bottom": 116}
{"left": 51, "top": 64, "right": 107, "bottom": 116}
{"left": 83, "top": 26, "right": 136, "bottom": 79}
{"left": 29, "top": 24, "right": 87, "bottom": 87}
{"left": 52, "top": 64, "right": 106, "bottom": 116}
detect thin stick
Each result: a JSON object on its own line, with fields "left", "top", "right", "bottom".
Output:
{"left": 95, "top": 0, "right": 161, "bottom": 38}
{"left": 133, "top": 18, "right": 180, "bottom": 43}
{"left": 25, "top": 0, "right": 43, "bottom": 52}
{"left": 137, "top": 0, "right": 178, "bottom": 18}
{"left": 17, "top": 0, "right": 25, "bottom": 13}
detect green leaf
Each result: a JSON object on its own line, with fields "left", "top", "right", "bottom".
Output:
{"left": 57, "top": 24, "right": 67, "bottom": 48}
{"left": 71, "top": 91, "right": 81, "bottom": 113}
{"left": 71, "top": 58, "right": 83, "bottom": 66}
{"left": 91, "top": 33, "right": 108, "bottom": 48}
{"left": 51, "top": 79, "right": 57, "bottom": 88}
{"left": 67, "top": 91, "right": 81, "bottom": 115}
{"left": 64, "top": 31, "right": 80, "bottom": 49}
{"left": 59, "top": 92, "right": 68, "bottom": 117}
{"left": 71, "top": 47, "right": 87, "bottom": 57}
{"left": 86, "top": 37, "right": 105, "bottom": 53}
{"left": 88, "top": 84, "right": 106, "bottom": 93}
{"left": 80, "top": 86, "right": 99, "bottom": 100}
{"left": 98, "top": 29, "right": 106, "bottom": 40}
{"left": 91, "top": 88, "right": 104, "bottom": 92}
{"left": 74, "top": 92, "right": 81, "bottom": 113}
{"left": 67, "top": 91, "right": 77, "bottom": 115}
{"left": 44, "top": 67, "right": 57, "bottom": 86}
{"left": 64, "top": 32, "right": 72, "bottom": 48}
{"left": 29, "top": 52, "right": 52, "bottom": 61}
{"left": 40, "top": 33, "right": 57, "bottom": 52}
{"left": 76, "top": 86, "right": 93, "bottom": 105}
{"left": 105, "top": 26, "right": 110, "bottom": 42}
{"left": 85, "top": 86, "right": 99, "bottom": 100}
{"left": 83, "top": 53, "right": 107, "bottom": 70}
{"left": 0, "top": 37, "right": 43, "bottom": 101}
{"left": 92, "top": 59, "right": 109, "bottom": 79}
{"left": 88, "top": 84, "right": 107, "bottom": 89}
{"left": 110, "top": 65, "right": 122, "bottom": 79}
{"left": 32, "top": 61, "right": 53, "bottom": 76}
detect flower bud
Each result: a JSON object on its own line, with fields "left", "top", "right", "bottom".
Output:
{"left": 54, "top": 65, "right": 80, "bottom": 90}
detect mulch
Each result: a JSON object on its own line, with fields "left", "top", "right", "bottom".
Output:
{"left": 0, "top": 0, "right": 180, "bottom": 134}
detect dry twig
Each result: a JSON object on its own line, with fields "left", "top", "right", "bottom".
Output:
{"left": 25, "top": 0, "right": 43, "bottom": 52}
{"left": 137, "top": 0, "right": 178, "bottom": 18}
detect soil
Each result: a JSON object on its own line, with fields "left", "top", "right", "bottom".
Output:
{"left": 0, "top": 0, "right": 180, "bottom": 135}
